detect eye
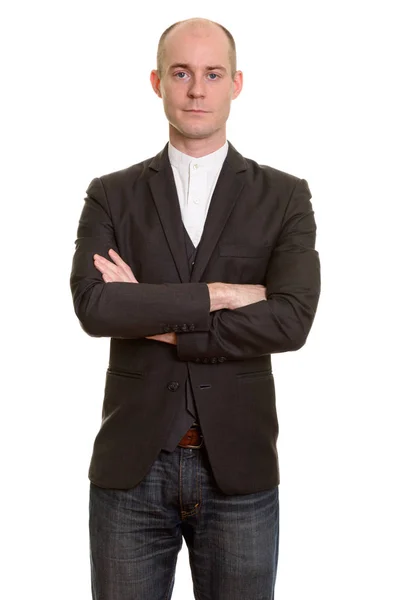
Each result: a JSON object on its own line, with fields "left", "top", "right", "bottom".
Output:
{"left": 173, "top": 72, "right": 220, "bottom": 80}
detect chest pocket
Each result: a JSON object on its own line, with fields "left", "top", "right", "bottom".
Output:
{"left": 218, "top": 243, "right": 272, "bottom": 283}
{"left": 218, "top": 243, "right": 270, "bottom": 258}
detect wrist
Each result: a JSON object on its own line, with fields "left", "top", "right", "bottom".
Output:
{"left": 207, "top": 283, "right": 232, "bottom": 312}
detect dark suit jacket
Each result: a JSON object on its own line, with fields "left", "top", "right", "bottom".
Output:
{"left": 70, "top": 140, "right": 321, "bottom": 495}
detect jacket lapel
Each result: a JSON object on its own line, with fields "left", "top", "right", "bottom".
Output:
{"left": 148, "top": 144, "right": 191, "bottom": 283}
{"left": 147, "top": 140, "right": 248, "bottom": 284}
{"left": 191, "top": 142, "right": 247, "bottom": 282}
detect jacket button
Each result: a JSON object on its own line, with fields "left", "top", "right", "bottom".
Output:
{"left": 167, "top": 381, "right": 180, "bottom": 392}
{"left": 189, "top": 324, "right": 195, "bottom": 331}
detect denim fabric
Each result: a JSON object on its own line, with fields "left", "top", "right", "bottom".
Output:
{"left": 89, "top": 444, "right": 279, "bottom": 600}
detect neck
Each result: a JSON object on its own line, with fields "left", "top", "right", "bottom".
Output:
{"left": 169, "top": 126, "right": 227, "bottom": 158}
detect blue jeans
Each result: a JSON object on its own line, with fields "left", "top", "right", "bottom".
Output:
{"left": 89, "top": 444, "right": 279, "bottom": 599}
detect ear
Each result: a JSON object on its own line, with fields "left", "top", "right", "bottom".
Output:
{"left": 232, "top": 70, "right": 243, "bottom": 100}
{"left": 150, "top": 70, "right": 162, "bottom": 98}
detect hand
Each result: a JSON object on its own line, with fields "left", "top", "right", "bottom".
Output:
{"left": 146, "top": 332, "right": 177, "bottom": 345}
{"left": 228, "top": 284, "right": 267, "bottom": 310}
{"left": 93, "top": 249, "right": 175, "bottom": 345}
{"left": 93, "top": 249, "right": 138, "bottom": 283}
{"left": 207, "top": 282, "right": 267, "bottom": 311}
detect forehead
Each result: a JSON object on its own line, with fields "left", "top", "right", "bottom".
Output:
{"left": 163, "top": 25, "right": 230, "bottom": 69}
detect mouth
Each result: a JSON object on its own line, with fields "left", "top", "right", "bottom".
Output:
{"left": 185, "top": 110, "right": 208, "bottom": 113}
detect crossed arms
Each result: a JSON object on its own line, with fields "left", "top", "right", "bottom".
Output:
{"left": 92, "top": 248, "right": 267, "bottom": 347}
{"left": 70, "top": 177, "right": 320, "bottom": 361}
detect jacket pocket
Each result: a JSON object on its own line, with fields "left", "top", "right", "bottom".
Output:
{"left": 219, "top": 243, "right": 271, "bottom": 258}
{"left": 236, "top": 369, "right": 273, "bottom": 381}
{"left": 107, "top": 368, "right": 144, "bottom": 380}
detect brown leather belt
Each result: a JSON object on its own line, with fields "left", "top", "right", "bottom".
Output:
{"left": 178, "top": 425, "right": 204, "bottom": 449}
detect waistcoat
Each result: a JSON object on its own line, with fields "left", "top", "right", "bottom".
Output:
{"left": 161, "top": 224, "right": 202, "bottom": 451}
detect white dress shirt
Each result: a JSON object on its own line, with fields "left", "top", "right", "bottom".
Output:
{"left": 168, "top": 140, "right": 229, "bottom": 247}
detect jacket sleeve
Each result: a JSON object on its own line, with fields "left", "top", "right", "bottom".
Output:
{"left": 176, "top": 178, "right": 321, "bottom": 361}
{"left": 70, "top": 177, "right": 211, "bottom": 338}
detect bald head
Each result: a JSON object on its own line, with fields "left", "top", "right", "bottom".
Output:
{"left": 150, "top": 17, "right": 243, "bottom": 153}
{"left": 156, "top": 18, "right": 237, "bottom": 81}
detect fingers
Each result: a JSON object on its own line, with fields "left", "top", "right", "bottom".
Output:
{"left": 145, "top": 333, "right": 177, "bottom": 345}
{"left": 93, "top": 251, "right": 138, "bottom": 283}
{"left": 94, "top": 257, "right": 129, "bottom": 282}
{"left": 94, "top": 255, "right": 120, "bottom": 276}
{"left": 108, "top": 249, "right": 138, "bottom": 282}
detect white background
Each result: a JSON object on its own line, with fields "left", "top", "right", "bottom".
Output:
{"left": 2, "top": 0, "right": 399, "bottom": 598}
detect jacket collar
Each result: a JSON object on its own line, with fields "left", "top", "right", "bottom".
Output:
{"left": 149, "top": 140, "right": 248, "bottom": 174}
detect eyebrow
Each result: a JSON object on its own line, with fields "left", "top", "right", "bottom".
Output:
{"left": 168, "top": 63, "right": 227, "bottom": 73}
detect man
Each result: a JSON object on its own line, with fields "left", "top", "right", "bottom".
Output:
{"left": 70, "top": 16, "right": 320, "bottom": 600}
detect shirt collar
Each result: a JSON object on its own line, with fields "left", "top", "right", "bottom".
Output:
{"left": 168, "top": 140, "right": 229, "bottom": 171}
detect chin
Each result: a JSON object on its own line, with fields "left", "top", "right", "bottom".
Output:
{"left": 173, "top": 122, "right": 216, "bottom": 139}
{"left": 180, "top": 130, "right": 210, "bottom": 139}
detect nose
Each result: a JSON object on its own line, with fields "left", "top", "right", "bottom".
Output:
{"left": 187, "top": 75, "right": 206, "bottom": 99}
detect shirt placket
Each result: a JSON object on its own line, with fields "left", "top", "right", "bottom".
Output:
{"left": 187, "top": 161, "right": 207, "bottom": 247}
